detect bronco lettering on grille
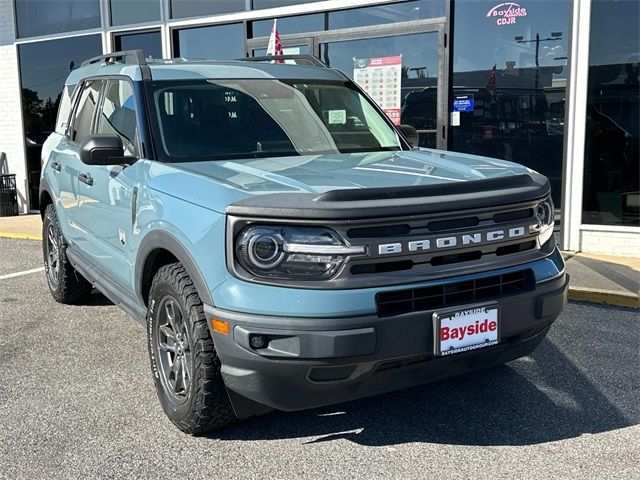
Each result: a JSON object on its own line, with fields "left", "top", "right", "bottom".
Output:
{"left": 377, "top": 226, "right": 528, "bottom": 255}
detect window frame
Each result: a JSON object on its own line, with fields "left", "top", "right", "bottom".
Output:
{"left": 95, "top": 77, "right": 142, "bottom": 158}
{"left": 68, "top": 75, "right": 143, "bottom": 159}
{"left": 68, "top": 78, "right": 104, "bottom": 145}
{"left": 55, "top": 83, "right": 78, "bottom": 136}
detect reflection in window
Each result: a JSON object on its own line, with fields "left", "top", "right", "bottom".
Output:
{"left": 18, "top": 36, "right": 102, "bottom": 136}
{"left": 252, "top": 0, "right": 318, "bottom": 9}
{"left": 97, "top": 80, "right": 139, "bottom": 156}
{"left": 72, "top": 81, "right": 102, "bottom": 143}
{"left": 114, "top": 30, "right": 163, "bottom": 59}
{"left": 170, "top": 0, "right": 246, "bottom": 19}
{"left": 18, "top": 35, "right": 102, "bottom": 209}
{"left": 152, "top": 79, "right": 401, "bottom": 161}
{"left": 582, "top": 0, "right": 639, "bottom": 226}
{"left": 328, "top": 0, "right": 445, "bottom": 29}
{"left": 451, "top": 0, "right": 571, "bottom": 206}
{"left": 15, "top": 0, "right": 101, "bottom": 38}
{"left": 110, "top": 0, "right": 161, "bottom": 26}
{"left": 253, "top": 45, "right": 311, "bottom": 57}
{"left": 173, "top": 23, "right": 246, "bottom": 60}
{"left": 320, "top": 33, "right": 439, "bottom": 147}
{"left": 251, "top": 13, "right": 324, "bottom": 38}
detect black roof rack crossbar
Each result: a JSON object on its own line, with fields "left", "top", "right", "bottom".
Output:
{"left": 239, "top": 55, "right": 327, "bottom": 68}
{"left": 81, "top": 49, "right": 147, "bottom": 67}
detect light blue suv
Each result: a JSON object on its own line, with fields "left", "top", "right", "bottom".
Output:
{"left": 40, "top": 50, "right": 568, "bottom": 434}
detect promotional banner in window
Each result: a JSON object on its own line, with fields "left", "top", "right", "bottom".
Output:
{"left": 353, "top": 56, "right": 403, "bottom": 125}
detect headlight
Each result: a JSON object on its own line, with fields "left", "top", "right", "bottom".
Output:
{"left": 235, "top": 226, "right": 366, "bottom": 280}
{"left": 532, "top": 197, "right": 554, "bottom": 245}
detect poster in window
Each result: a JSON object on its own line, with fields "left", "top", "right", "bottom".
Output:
{"left": 353, "top": 55, "right": 402, "bottom": 125}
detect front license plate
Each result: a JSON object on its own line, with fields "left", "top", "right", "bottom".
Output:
{"left": 434, "top": 305, "right": 499, "bottom": 356}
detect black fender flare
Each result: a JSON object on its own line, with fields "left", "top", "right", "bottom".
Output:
{"left": 135, "top": 230, "right": 213, "bottom": 306}
{"left": 38, "top": 177, "right": 55, "bottom": 214}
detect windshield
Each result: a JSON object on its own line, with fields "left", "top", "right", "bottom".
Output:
{"left": 150, "top": 79, "right": 402, "bottom": 161}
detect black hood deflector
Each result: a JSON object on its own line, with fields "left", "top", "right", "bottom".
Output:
{"left": 226, "top": 173, "right": 550, "bottom": 220}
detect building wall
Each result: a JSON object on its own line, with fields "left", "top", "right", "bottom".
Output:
{"left": 0, "top": 3, "right": 28, "bottom": 213}
{"left": 580, "top": 229, "right": 640, "bottom": 257}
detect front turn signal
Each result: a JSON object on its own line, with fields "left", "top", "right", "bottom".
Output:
{"left": 211, "top": 319, "right": 229, "bottom": 335}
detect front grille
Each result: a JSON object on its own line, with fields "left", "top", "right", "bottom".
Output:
{"left": 376, "top": 270, "right": 534, "bottom": 317}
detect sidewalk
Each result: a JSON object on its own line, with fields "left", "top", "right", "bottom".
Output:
{"left": 0, "top": 213, "right": 42, "bottom": 240}
{"left": 564, "top": 252, "right": 639, "bottom": 308}
{"left": 0, "top": 214, "right": 637, "bottom": 307}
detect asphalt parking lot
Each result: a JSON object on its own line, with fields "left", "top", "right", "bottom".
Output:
{"left": 0, "top": 237, "right": 638, "bottom": 480}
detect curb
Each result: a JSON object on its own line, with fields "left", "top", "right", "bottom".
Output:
{"left": 568, "top": 286, "right": 639, "bottom": 309}
{"left": 0, "top": 232, "right": 42, "bottom": 241}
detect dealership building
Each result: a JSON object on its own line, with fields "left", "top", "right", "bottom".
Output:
{"left": 0, "top": 0, "right": 637, "bottom": 255}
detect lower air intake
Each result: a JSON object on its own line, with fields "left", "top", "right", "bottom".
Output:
{"left": 376, "top": 270, "right": 534, "bottom": 317}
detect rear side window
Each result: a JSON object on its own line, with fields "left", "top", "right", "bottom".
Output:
{"left": 71, "top": 80, "right": 102, "bottom": 143}
{"left": 96, "top": 79, "right": 139, "bottom": 157}
{"left": 55, "top": 83, "right": 77, "bottom": 135}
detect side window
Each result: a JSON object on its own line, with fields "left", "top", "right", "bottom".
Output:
{"left": 96, "top": 79, "right": 139, "bottom": 157}
{"left": 55, "top": 83, "right": 77, "bottom": 135}
{"left": 71, "top": 80, "right": 101, "bottom": 143}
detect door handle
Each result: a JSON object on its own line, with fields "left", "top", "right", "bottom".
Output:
{"left": 51, "top": 161, "right": 61, "bottom": 172}
{"left": 78, "top": 173, "right": 94, "bottom": 186}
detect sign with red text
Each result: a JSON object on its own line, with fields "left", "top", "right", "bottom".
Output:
{"left": 353, "top": 55, "right": 402, "bottom": 125}
{"left": 435, "top": 305, "right": 499, "bottom": 356}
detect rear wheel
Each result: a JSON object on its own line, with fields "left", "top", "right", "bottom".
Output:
{"left": 147, "top": 262, "right": 236, "bottom": 434}
{"left": 42, "top": 204, "right": 92, "bottom": 304}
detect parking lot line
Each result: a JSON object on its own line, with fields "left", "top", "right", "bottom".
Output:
{"left": 0, "top": 266, "right": 45, "bottom": 281}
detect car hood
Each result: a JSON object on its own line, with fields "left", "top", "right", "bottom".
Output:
{"left": 147, "top": 149, "right": 538, "bottom": 213}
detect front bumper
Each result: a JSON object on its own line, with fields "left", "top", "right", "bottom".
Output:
{"left": 205, "top": 271, "right": 569, "bottom": 419}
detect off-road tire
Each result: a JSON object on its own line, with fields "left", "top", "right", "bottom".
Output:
{"left": 42, "top": 204, "right": 92, "bottom": 304}
{"left": 147, "top": 262, "right": 236, "bottom": 434}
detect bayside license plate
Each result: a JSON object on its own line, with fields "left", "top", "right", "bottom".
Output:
{"left": 434, "top": 305, "right": 499, "bottom": 356}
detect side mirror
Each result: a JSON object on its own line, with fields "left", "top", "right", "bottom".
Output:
{"left": 79, "top": 134, "right": 125, "bottom": 165}
{"left": 398, "top": 124, "right": 420, "bottom": 148}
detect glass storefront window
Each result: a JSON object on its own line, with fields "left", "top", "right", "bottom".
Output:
{"left": 173, "top": 23, "right": 245, "bottom": 59}
{"left": 582, "top": 0, "right": 639, "bottom": 226}
{"left": 252, "top": 0, "right": 317, "bottom": 9}
{"left": 170, "top": 0, "right": 246, "bottom": 19}
{"left": 451, "top": 0, "right": 570, "bottom": 206}
{"left": 18, "top": 35, "right": 103, "bottom": 209}
{"left": 110, "top": 0, "right": 161, "bottom": 26}
{"left": 253, "top": 45, "right": 311, "bottom": 57}
{"left": 320, "top": 33, "right": 439, "bottom": 147}
{"left": 15, "top": 0, "right": 101, "bottom": 38}
{"left": 328, "top": 0, "right": 445, "bottom": 30}
{"left": 251, "top": 13, "right": 324, "bottom": 38}
{"left": 114, "top": 30, "right": 163, "bottom": 59}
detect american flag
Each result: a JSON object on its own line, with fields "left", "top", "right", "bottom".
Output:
{"left": 266, "top": 19, "right": 284, "bottom": 63}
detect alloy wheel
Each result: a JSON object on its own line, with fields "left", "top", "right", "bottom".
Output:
{"left": 45, "top": 223, "right": 60, "bottom": 288}
{"left": 156, "top": 296, "right": 192, "bottom": 402}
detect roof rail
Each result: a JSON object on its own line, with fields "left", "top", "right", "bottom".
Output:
{"left": 81, "top": 50, "right": 147, "bottom": 67}
{"left": 239, "top": 54, "right": 327, "bottom": 68}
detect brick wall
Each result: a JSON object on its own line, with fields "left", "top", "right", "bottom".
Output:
{"left": 580, "top": 229, "right": 640, "bottom": 257}
{"left": 0, "top": 2, "right": 28, "bottom": 213}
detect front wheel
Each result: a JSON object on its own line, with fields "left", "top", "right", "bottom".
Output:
{"left": 147, "top": 263, "right": 236, "bottom": 434}
{"left": 42, "top": 204, "right": 92, "bottom": 304}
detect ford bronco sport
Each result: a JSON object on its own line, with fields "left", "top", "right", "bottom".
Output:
{"left": 40, "top": 50, "right": 568, "bottom": 434}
